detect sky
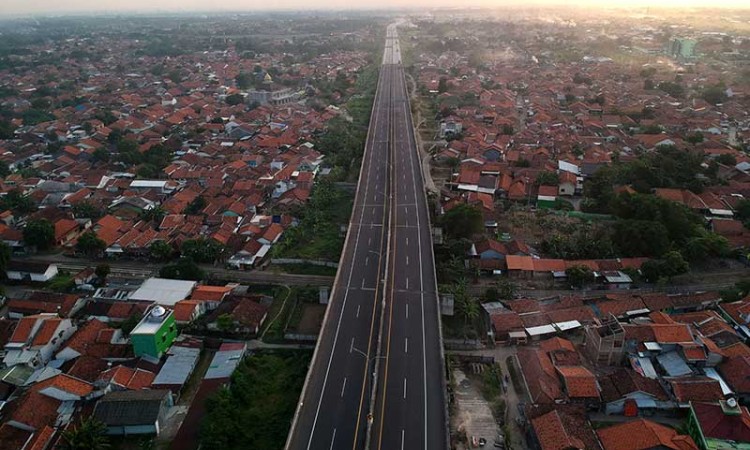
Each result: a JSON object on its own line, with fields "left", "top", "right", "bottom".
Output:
{"left": 1, "top": 0, "right": 749, "bottom": 16}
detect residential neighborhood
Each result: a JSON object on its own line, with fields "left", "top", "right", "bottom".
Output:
{"left": 0, "top": 5, "right": 749, "bottom": 450}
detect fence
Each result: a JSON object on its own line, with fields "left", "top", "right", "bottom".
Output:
{"left": 270, "top": 258, "right": 339, "bottom": 268}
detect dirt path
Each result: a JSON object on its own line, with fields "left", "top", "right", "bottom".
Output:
{"left": 449, "top": 347, "right": 530, "bottom": 450}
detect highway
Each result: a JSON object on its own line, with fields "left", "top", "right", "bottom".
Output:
{"left": 285, "top": 24, "right": 447, "bottom": 450}
{"left": 370, "top": 26, "right": 447, "bottom": 450}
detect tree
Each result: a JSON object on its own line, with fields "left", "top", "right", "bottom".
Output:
{"left": 235, "top": 72, "right": 253, "bottom": 90}
{"left": 612, "top": 220, "right": 671, "bottom": 257}
{"left": 441, "top": 204, "right": 483, "bottom": 240}
{"left": 0, "top": 160, "right": 9, "bottom": 177}
{"left": 76, "top": 231, "right": 106, "bottom": 257}
{"left": 60, "top": 418, "right": 110, "bottom": 450}
{"left": 437, "top": 77, "right": 449, "bottom": 93}
{"left": 160, "top": 258, "right": 205, "bottom": 281}
{"left": 682, "top": 233, "right": 729, "bottom": 261}
{"left": 226, "top": 94, "right": 244, "bottom": 106}
{"left": 0, "top": 189, "right": 37, "bottom": 214}
{"left": 686, "top": 131, "right": 704, "bottom": 144}
{"left": 701, "top": 85, "right": 728, "bottom": 105}
{"left": 216, "top": 313, "right": 234, "bottom": 332}
{"left": 150, "top": 240, "right": 174, "bottom": 262}
{"left": 0, "top": 241, "right": 10, "bottom": 278}
{"left": 181, "top": 238, "right": 224, "bottom": 263}
{"left": 72, "top": 201, "right": 103, "bottom": 220}
{"left": 715, "top": 153, "right": 737, "bottom": 167}
{"left": 566, "top": 265, "right": 595, "bottom": 288}
{"left": 535, "top": 171, "right": 560, "bottom": 186}
{"left": 641, "top": 251, "right": 689, "bottom": 283}
{"left": 452, "top": 279, "right": 479, "bottom": 337}
{"left": 184, "top": 196, "right": 207, "bottom": 215}
{"left": 23, "top": 219, "right": 54, "bottom": 251}
{"left": 657, "top": 81, "right": 684, "bottom": 98}
{"left": 95, "top": 263, "right": 110, "bottom": 282}
{"left": 140, "top": 206, "right": 166, "bottom": 224}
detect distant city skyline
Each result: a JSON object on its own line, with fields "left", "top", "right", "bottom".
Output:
{"left": 2, "top": 0, "right": 749, "bottom": 16}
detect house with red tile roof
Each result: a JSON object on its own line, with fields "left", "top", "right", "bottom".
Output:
{"left": 688, "top": 401, "right": 750, "bottom": 450}
{"left": 3, "top": 314, "right": 76, "bottom": 368}
{"left": 54, "top": 218, "right": 83, "bottom": 247}
{"left": 528, "top": 405, "right": 601, "bottom": 450}
{"left": 556, "top": 366, "right": 600, "bottom": 403}
{"left": 718, "top": 356, "right": 750, "bottom": 404}
{"left": 0, "top": 374, "right": 93, "bottom": 437}
{"left": 596, "top": 418, "right": 697, "bottom": 450}
{"left": 668, "top": 377, "right": 724, "bottom": 405}
{"left": 97, "top": 365, "right": 156, "bottom": 391}
{"left": 6, "top": 291, "right": 86, "bottom": 319}
{"left": 173, "top": 300, "right": 203, "bottom": 324}
{"left": 56, "top": 318, "right": 130, "bottom": 361}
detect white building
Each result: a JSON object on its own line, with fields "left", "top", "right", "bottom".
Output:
{"left": 3, "top": 314, "right": 76, "bottom": 368}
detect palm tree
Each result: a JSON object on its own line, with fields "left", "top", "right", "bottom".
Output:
{"left": 452, "top": 278, "right": 480, "bottom": 338}
{"left": 60, "top": 418, "right": 110, "bottom": 450}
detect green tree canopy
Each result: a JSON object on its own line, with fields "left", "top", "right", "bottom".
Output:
{"left": 95, "top": 263, "right": 110, "bottom": 281}
{"left": 23, "top": 219, "right": 54, "bottom": 250}
{"left": 71, "top": 201, "right": 103, "bottom": 220}
{"left": 0, "top": 241, "right": 10, "bottom": 278}
{"left": 76, "top": 231, "right": 106, "bottom": 256}
{"left": 226, "top": 93, "right": 244, "bottom": 106}
{"left": 159, "top": 257, "right": 205, "bottom": 281}
{"left": 535, "top": 171, "right": 560, "bottom": 186}
{"left": 566, "top": 265, "right": 595, "bottom": 287}
{"left": 0, "top": 189, "right": 37, "bottom": 214}
{"left": 181, "top": 238, "right": 224, "bottom": 263}
{"left": 441, "top": 204, "right": 483, "bottom": 240}
{"left": 60, "top": 418, "right": 110, "bottom": 450}
{"left": 612, "top": 219, "right": 671, "bottom": 257}
{"left": 150, "top": 240, "right": 174, "bottom": 262}
{"left": 641, "top": 251, "right": 689, "bottom": 282}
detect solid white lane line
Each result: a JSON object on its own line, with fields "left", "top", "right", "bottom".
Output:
{"left": 329, "top": 428, "right": 336, "bottom": 450}
{"left": 341, "top": 378, "right": 347, "bottom": 397}
{"left": 356, "top": 305, "right": 361, "bottom": 318}
{"left": 403, "top": 377, "right": 407, "bottom": 399}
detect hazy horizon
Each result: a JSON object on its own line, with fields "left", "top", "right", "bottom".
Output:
{"left": 2, "top": 0, "right": 749, "bottom": 17}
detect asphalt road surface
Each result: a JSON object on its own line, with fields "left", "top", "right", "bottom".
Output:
{"left": 370, "top": 25, "right": 447, "bottom": 450}
{"left": 285, "top": 24, "right": 447, "bottom": 450}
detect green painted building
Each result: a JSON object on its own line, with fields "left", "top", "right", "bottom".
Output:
{"left": 131, "top": 306, "right": 177, "bottom": 359}
{"left": 687, "top": 401, "right": 750, "bottom": 450}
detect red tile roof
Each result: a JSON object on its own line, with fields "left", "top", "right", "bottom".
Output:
{"left": 719, "top": 356, "right": 750, "bottom": 394}
{"left": 692, "top": 402, "right": 750, "bottom": 444}
{"left": 668, "top": 377, "right": 724, "bottom": 403}
{"left": 597, "top": 419, "right": 697, "bottom": 450}
{"left": 44, "top": 373, "right": 94, "bottom": 397}
{"left": 531, "top": 410, "right": 585, "bottom": 450}
{"left": 191, "top": 285, "right": 233, "bottom": 301}
{"left": 556, "top": 366, "right": 600, "bottom": 398}
{"left": 31, "top": 317, "right": 62, "bottom": 346}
